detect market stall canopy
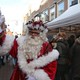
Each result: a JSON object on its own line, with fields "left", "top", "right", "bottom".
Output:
{"left": 46, "top": 4, "right": 80, "bottom": 29}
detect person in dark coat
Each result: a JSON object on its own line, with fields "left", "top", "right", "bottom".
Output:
{"left": 70, "top": 36, "right": 80, "bottom": 80}
{"left": 67, "top": 34, "right": 76, "bottom": 48}
{"left": 55, "top": 32, "right": 69, "bottom": 80}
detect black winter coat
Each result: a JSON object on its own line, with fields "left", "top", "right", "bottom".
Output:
{"left": 70, "top": 38, "right": 80, "bottom": 78}
{"left": 56, "top": 39, "right": 69, "bottom": 65}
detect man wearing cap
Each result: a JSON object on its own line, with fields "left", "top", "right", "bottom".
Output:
{"left": 0, "top": 19, "right": 59, "bottom": 80}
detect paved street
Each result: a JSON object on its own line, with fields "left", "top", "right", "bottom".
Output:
{"left": 0, "top": 62, "right": 13, "bottom": 80}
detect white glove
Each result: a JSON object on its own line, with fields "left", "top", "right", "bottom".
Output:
{"left": 27, "top": 75, "right": 37, "bottom": 80}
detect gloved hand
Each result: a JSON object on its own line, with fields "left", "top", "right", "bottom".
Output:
{"left": 26, "top": 75, "right": 37, "bottom": 80}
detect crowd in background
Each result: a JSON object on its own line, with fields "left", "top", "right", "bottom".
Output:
{"left": 50, "top": 32, "right": 80, "bottom": 80}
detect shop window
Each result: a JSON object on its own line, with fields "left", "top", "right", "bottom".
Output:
{"left": 50, "top": 6, "right": 55, "bottom": 21}
{"left": 58, "top": 1, "right": 64, "bottom": 16}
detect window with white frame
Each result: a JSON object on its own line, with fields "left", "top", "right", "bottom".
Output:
{"left": 34, "top": 14, "right": 40, "bottom": 21}
{"left": 40, "top": 13, "right": 45, "bottom": 23}
{"left": 68, "top": 0, "right": 73, "bottom": 7}
{"left": 68, "top": 0, "right": 78, "bottom": 7}
{"left": 34, "top": 16, "right": 40, "bottom": 21}
{"left": 43, "top": 10, "right": 49, "bottom": 22}
{"left": 50, "top": 6, "right": 55, "bottom": 21}
{"left": 40, "top": 10, "right": 49, "bottom": 23}
{"left": 58, "top": 1, "right": 64, "bottom": 16}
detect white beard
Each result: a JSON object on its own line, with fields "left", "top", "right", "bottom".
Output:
{"left": 23, "top": 35, "right": 44, "bottom": 59}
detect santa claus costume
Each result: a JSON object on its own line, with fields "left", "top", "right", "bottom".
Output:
{"left": 0, "top": 11, "right": 15, "bottom": 55}
{"left": 0, "top": 19, "right": 59, "bottom": 80}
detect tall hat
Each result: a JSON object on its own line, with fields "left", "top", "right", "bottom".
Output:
{"left": 23, "top": 20, "right": 48, "bottom": 35}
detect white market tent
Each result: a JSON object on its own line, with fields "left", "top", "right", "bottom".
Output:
{"left": 46, "top": 4, "right": 80, "bottom": 29}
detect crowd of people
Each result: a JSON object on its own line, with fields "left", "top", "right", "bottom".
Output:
{"left": 50, "top": 32, "right": 80, "bottom": 80}
{"left": 0, "top": 10, "right": 80, "bottom": 80}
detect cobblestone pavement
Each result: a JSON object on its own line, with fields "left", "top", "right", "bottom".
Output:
{"left": 0, "top": 62, "right": 13, "bottom": 80}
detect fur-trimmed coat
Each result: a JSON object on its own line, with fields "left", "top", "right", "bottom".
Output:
{"left": 0, "top": 35, "right": 59, "bottom": 80}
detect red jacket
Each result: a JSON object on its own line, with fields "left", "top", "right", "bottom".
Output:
{"left": 9, "top": 39, "right": 57, "bottom": 80}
